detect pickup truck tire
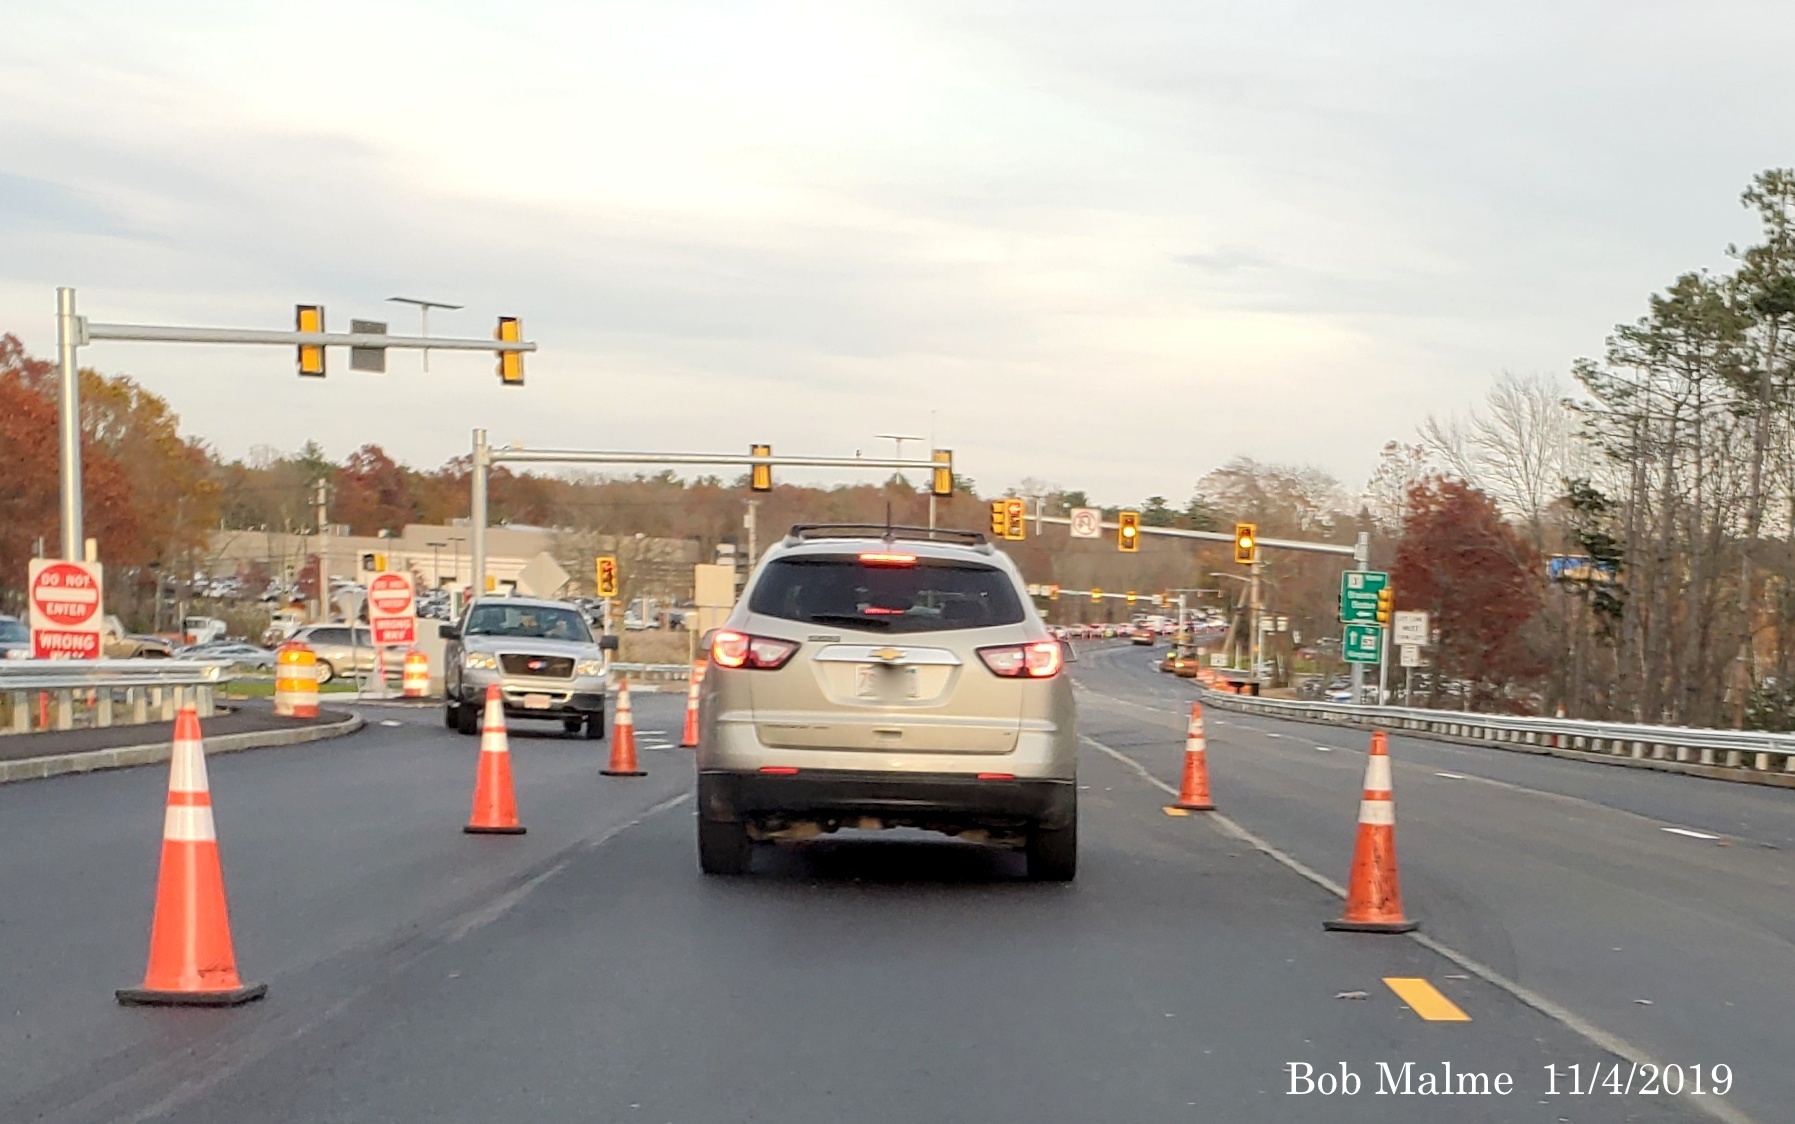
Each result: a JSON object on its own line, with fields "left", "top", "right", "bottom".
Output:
{"left": 698, "top": 819, "right": 752, "bottom": 875}
{"left": 444, "top": 700, "right": 460, "bottom": 730}
{"left": 584, "top": 710, "right": 606, "bottom": 740}
{"left": 456, "top": 698, "right": 480, "bottom": 736}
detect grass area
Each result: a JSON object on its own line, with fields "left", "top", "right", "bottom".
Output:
{"left": 224, "top": 679, "right": 362, "bottom": 698}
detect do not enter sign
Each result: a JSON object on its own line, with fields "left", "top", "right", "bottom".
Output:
{"left": 367, "top": 572, "right": 416, "bottom": 647}
{"left": 28, "top": 559, "right": 105, "bottom": 659}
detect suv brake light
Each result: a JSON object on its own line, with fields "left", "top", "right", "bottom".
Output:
{"left": 858, "top": 551, "right": 916, "bottom": 566}
{"left": 976, "top": 641, "right": 1063, "bottom": 679}
{"left": 711, "top": 629, "right": 799, "bottom": 670}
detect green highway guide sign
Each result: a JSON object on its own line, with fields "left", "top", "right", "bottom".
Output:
{"left": 1344, "top": 622, "right": 1382, "bottom": 664}
{"left": 1340, "top": 570, "right": 1389, "bottom": 623}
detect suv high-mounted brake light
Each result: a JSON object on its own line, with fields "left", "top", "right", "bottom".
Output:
{"left": 710, "top": 629, "right": 799, "bottom": 670}
{"left": 858, "top": 551, "right": 917, "bottom": 567}
{"left": 976, "top": 640, "right": 1064, "bottom": 679}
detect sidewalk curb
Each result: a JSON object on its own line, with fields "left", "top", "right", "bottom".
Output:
{"left": 0, "top": 713, "right": 366, "bottom": 785}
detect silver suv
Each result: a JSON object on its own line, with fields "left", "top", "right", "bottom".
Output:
{"left": 694, "top": 525, "right": 1078, "bottom": 880}
{"left": 441, "top": 597, "right": 616, "bottom": 739}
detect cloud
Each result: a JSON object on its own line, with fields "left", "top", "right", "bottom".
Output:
{"left": 0, "top": 0, "right": 1789, "bottom": 507}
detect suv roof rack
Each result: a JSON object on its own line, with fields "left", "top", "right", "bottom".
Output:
{"left": 782, "top": 524, "right": 993, "bottom": 553}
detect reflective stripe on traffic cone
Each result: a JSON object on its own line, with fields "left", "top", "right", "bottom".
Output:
{"left": 117, "top": 706, "right": 266, "bottom": 1006}
{"left": 602, "top": 678, "right": 645, "bottom": 777}
{"left": 1170, "top": 701, "right": 1215, "bottom": 811}
{"left": 679, "top": 663, "right": 703, "bottom": 748}
{"left": 1324, "top": 730, "right": 1417, "bottom": 933}
{"left": 465, "top": 684, "right": 526, "bottom": 834}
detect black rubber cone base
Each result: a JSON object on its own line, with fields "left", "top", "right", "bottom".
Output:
{"left": 464, "top": 824, "right": 528, "bottom": 835}
{"left": 1174, "top": 802, "right": 1216, "bottom": 811}
{"left": 1324, "top": 918, "right": 1419, "bottom": 933}
{"left": 116, "top": 981, "right": 267, "bottom": 1007}
{"left": 601, "top": 768, "right": 647, "bottom": 777}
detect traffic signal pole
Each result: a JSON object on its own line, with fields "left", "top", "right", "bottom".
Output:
{"left": 1351, "top": 531, "right": 1370, "bottom": 706}
{"left": 467, "top": 432, "right": 952, "bottom": 595}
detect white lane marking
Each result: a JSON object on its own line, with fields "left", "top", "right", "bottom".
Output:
{"left": 1435, "top": 771, "right": 1467, "bottom": 779}
{"left": 1314, "top": 746, "right": 1333, "bottom": 752}
{"left": 1265, "top": 732, "right": 1281, "bottom": 738}
{"left": 380, "top": 720, "right": 403, "bottom": 727}
{"left": 1662, "top": 826, "right": 1720, "bottom": 840}
{"left": 1077, "top": 732, "right": 1758, "bottom": 1124}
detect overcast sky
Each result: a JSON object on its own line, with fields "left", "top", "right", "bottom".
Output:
{"left": 1, "top": 1, "right": 1788, "bottom": 506}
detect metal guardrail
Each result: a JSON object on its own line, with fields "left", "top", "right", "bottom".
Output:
{"left": 1201, "top": 691, "right": 1795, "bottom": 779}
{"left": 606, "top": 661, "right": 693, "bottom": 683}
{"left": 1, "top": 660, "right": 231, "bottom": 735}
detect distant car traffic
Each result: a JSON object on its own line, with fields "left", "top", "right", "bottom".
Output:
{"left": 285, "top": 624, "right": 381, "bottom": 684}
{"left": 173, "top": 641, "right": 277, "bottom": 669}
{"left": 694, "top": 524, "right": 1079, "bottom": 880}
{"left": 1130, "top": 627, "right": 1155, "bottom": 646}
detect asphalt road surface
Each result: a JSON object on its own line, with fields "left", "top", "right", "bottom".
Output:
{"left": 0, "top": 653, "right": 1781, "bottom": 1124}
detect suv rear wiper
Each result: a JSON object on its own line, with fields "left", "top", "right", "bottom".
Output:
{"left": 805, "top": 613, "right": 891, "bottom": 630}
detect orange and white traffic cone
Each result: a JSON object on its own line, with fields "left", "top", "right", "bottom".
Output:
{"left": 1324, "top": 730, "right": 1417, "bottom": 933}
{"left": 679, "top": 662, "right": 704, "bottom": 748}
{"left": 465, "top": 684, "right": 526, "bottom": 835}
{"left": 1171, "top": 701, "right": 1216, "bottom": 811}
{"left": 602, "top": 678, "right": 645, "bottom": 777}
{"left": 117, "top": 706, "right": 266, "bottom": 1006}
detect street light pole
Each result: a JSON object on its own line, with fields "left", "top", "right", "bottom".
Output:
{"left": 877, "top": 432, "right": 924, "bottom": 524}
{"left": 387, "top": 297, "right": 464, "bottom": 373}
{"left": 426, "top": 540, "right": 445, "bottom": 589}
{"left": 56, "top": 287, "right": 83, "bottom": 561}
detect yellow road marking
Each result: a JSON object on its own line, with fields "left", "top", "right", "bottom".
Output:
{"left": 1383, "top": 978, "right": 1470, "bottom": 1022}
{"left": 1162, "top": 806, "right": 1192, "bottom": 817}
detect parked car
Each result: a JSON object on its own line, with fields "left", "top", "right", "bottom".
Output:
{"left": 174, "top": 642, "right": 277, "bottom": 669}
{"left": 286, "top": 624, "right": 380, "bottom": 684}
{"left": 0, "top": 615, "right": 29, "bottom": 659}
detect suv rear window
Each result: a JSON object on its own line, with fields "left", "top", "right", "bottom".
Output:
{"left": 749, "top": 556, "right": 1025, "bottom": 634}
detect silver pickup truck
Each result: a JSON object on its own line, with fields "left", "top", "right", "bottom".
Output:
{"left": 440, "top": 596, "right": 619, "bottom": 739}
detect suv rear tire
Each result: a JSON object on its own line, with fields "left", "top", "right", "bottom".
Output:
{"left": 1026, "top": 816, "right": 1077, "bottom": 882}
{"left": 697, "top": 819, "right": 752, "bottom": 875}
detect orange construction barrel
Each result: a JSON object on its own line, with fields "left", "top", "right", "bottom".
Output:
{"left": 402, "top": 650, "right": 430, "bottom": 698}
{"left": 274, "top": 642, "right": 319, "bottom": 719}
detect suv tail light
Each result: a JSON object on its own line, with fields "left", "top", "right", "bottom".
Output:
{"left": 711, "top": 629, "right": 799, "bottom": 670}
{"left": 976, "top": 641, "right": 1063, "bottom": 679}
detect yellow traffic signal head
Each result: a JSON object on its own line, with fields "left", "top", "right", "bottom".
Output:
{"left": 1118, "top": 510, "right": 1140, "bottom": 552}
{"left": 750, "top": 444, "right": 773, "bottom": 492}
{"left": 931, "top": 449, "right": 953, "bottom": 497}
{"left": 495, "top": 317, "right": 524, "bottom": 385}
{"left": 296, "top": 304, "right": 325, "bottom": 377}
{"left": 1090, "top": 587, "right": 1102, "bottom": 603}
{"left": 990, "top": 500, "right": 1006, "bottom": 536}
{"left": 1003, "top": 498, "right": 1026, "bottom": 540}
{"left": 595, "top": 556, "right": 619, "bottom": 597}
{"left": 1233, "top": 522, "right": 1257, "bottom": 564}
{"left": 1376, "top": 586, "right": 1393, "bottom": 623}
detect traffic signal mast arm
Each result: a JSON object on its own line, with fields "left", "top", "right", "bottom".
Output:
{"left": 83, "top": 321, "right": 536, "bottom": 355}
{"left": 1030, "top": 513, "right": 1356, "bottom": 556}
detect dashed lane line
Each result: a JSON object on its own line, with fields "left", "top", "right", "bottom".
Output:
{"left": 1662, "top": 826, "right": 1721, "bottom": 840}
{"left": 1079, "top": 732, "right": 1757, "bottom": 1124}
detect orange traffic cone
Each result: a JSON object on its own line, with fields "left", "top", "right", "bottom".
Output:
{"left": 117, "top": 706, "right": 266, "bottom": 1006}
{"left": 1170, "top": 701, "right": 1215, "bottom": 811}
{"left": 679, "top": 662, "right": 704, "bottom": 748}
{"left": 465, "top": 684, "right": 526, "bottom": 835}
{"left": 602, "top": 677, "right": 645, "bottom": 776}
{"left": 1324, "top": 731, "right": 1417, "bottom": 933}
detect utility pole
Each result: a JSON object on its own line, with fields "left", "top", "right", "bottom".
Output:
{"left": 314, "top": 478, "right": 330, "bottom": 621}
{"left": 744, "top": 500, "right": 759, "bottom": 574}
{"left": 1351, "top": 530, "right": 1370, "bottom": 705}
{"left": 1249, "top": 556, "right": 1262, "bottom": 682}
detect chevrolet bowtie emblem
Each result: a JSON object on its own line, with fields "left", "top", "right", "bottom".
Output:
{"left": 871, "top": 648, "right": 904, "bottom": 661}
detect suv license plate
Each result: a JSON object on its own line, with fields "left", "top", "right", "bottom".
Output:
{"left": 856, "top": 665, "right": 920, "bottom": 699}
{"left": 522, "top": 693, "right": 553, "bottom": 710}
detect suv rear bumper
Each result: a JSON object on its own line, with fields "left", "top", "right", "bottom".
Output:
{"left": 698, "top": 769, "right": 1077, "bottom": 830}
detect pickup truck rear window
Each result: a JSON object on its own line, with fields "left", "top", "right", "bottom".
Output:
{"left": 749, "top": 557, "right": 1025, "bottom": 634}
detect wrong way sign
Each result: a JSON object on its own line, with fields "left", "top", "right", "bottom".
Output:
{"left": 29, "top": 559, "right": 104, "bottom": 659}
{"left": 367, "top": 571, "right": 416, "bottom": 647}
